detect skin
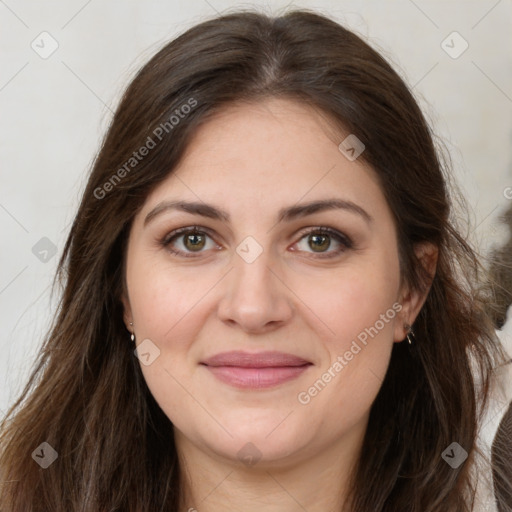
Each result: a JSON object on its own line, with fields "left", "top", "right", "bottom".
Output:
{"left": 122, "top": 98, "right": 436, "bottom": 512}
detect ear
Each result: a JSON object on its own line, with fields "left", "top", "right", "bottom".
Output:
{"left": 394, "top": 242, "right": 438, "bottom": 342}
{"left": 121, "top": 291, "right": 133, "bottom": 333}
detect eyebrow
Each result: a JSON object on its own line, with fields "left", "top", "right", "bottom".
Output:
{"left": 144, "top": 198, "right": 373, "bottom": 226}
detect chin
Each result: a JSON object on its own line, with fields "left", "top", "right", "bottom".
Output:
{"left": 207, "top": 415, "right": 311, "bottom": 462}
{"left": 213, "top": 436, "right": 304, "bottom": 470}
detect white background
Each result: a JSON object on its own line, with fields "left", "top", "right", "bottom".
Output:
{"left": 1, "top": 0, "right": 511, "bottom": 414}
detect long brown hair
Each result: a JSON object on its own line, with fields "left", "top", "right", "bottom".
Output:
{"left": 0, "top": 9, "right": 509, "bottom": 511}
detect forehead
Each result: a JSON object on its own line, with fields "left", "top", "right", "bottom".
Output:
{"left": 139, "top": 98, "right": 389, "bottom": 226}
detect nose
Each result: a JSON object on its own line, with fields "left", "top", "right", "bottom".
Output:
{"left": 217, "top": 247, "right": 294, "bottom": 334}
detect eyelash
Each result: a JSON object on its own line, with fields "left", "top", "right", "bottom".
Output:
{"left": 160, "top": 225, "right": 353, "bottom": 260}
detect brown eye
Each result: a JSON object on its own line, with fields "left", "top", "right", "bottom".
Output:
{"left": 294, "top": 227, "right": 353, "bottom": 258}
{"left": 182, "top": 232, "right": 206, "bottom": 251}
{"left": 308, "top": 233, "right": 331, "bottom": 252}
{"left": 161, "top": 227, "right": 217, "bottom": 258}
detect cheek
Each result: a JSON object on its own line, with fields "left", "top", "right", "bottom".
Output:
{"left": 293, "top": 256, "right": 399, "bottom": 415}
{"left": 293, "top": 255, "right": 400, "bottom": 349}
{"left": 127, "top": 266, "right": 208, "bottom": 426}
{"left": 125, "top": 259, "right": 213, "bottom": 411}
{"left": 127, "top": 257, "right": 214, "bottom": 345}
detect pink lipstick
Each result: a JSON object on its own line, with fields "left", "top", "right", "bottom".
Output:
{"left": 200, "top": 350, "right": 312, "bottom": 389}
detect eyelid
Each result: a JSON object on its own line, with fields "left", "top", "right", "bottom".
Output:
{"left": 295, "top": 225, "right": 352, "bottom": 245}
{"left": 160, "top": 225, "right": 216, "bottom": 245}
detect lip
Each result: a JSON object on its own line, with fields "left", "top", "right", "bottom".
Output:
{"left": 200, "top": 351, "right": 312, "bottom": 389}
{"left": 201, "top": 350, "right": 311, "bottom": 368}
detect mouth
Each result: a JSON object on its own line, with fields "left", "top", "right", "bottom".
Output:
{"left": 200, "top": 350, "right": 313, "bottom": 389}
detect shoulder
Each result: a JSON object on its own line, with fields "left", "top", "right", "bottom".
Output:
{"left": 474, "top": 306, "right": 512, "bottom": 512}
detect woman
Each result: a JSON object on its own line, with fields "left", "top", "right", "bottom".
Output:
{"left": 0, "top": 9, "right": 510, "bottom": 512}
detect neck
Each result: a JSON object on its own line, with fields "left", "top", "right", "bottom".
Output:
{"left": 175, "top": 421, "right": 366, "bottom": 512}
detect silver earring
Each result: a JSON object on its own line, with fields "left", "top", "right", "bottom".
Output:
{"left": 405, "top": 323, "right": 415, "bottom": 345}
{"left": 129, "top": 322, "right": 135, "bottom": 342}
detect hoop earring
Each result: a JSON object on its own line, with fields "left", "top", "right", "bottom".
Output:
{"left": 129, "top": 321, "right": 135, "bottom": 343}
{"left": 404, "top": 323, "right": 415, "bottom": 345}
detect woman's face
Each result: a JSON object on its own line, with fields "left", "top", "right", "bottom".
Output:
{"left": 122, "top": 98, "right": 416, "bottom": 469}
